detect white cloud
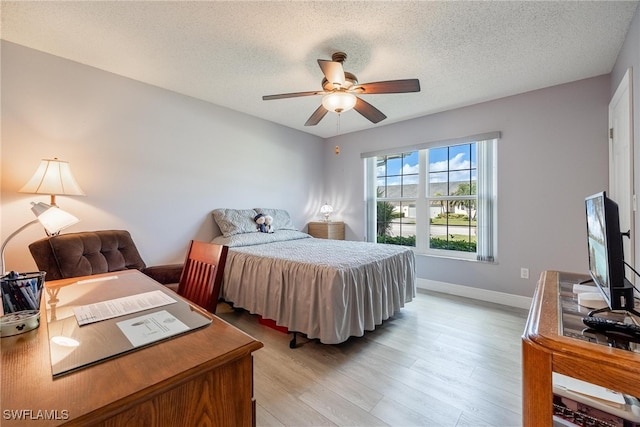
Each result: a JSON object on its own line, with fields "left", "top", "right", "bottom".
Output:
{"left": 402, "top": 163, "right": 419, "bottom": 175}
{"left": 431, "top": 152, "right": 472, "bottom": 171}
{"left": 376, "top": 152, "right": 476, "bottom": 186}
{"left": 429, "top": 153, "right": 476, "bottom": 182}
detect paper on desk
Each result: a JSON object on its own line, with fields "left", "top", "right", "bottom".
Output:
{"left": 117, "top": 310, "right": 189, "bottom": 347}
{"left": 553, "top": 372, "right": 625, "bottom": 408}
{"left": 73, "top": 290, "right": 177, "bottom": 326}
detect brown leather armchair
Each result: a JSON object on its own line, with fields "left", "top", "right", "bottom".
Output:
{"left": 28, "top": 230, "right": 182, "bottom": 289}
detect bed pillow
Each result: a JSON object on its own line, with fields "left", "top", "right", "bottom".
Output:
{"left": 212, "top": 208, "right": 259, "bottom": 237}
{"left": 253, "top": 208, "right": 297, "bottom": 231}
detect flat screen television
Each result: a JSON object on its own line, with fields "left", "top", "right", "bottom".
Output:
{"left": 585, "top": 191, "right": 634, "bottom": 312}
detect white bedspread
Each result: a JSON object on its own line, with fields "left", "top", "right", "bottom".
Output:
{"left": 217, "top": 233, "right": 416, "bottom": 344}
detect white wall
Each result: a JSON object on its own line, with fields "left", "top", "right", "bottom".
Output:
{"left": 324, "top": 75, "right": 610, "bottom": 298}
{"left": 611, "top": 6, "right": 640, "bottom": 272}
{"left": 1, "top": 41, "right": 326, "bottom": 273}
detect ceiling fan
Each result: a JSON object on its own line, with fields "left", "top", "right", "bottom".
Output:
{"left": 262, "top": 52, "right": 421, "bottom": 126}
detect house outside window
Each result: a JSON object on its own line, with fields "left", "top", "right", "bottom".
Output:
{"left": 363, "top": 133, "right": 498, "bottom": 262}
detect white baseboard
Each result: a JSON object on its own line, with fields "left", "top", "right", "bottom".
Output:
{"left": 417, "top": 278, "right": 532, "bottom": 310}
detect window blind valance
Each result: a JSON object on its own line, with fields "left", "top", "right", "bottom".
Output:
{"left": 360, "top": 131, "right": 501, "bottom": 159}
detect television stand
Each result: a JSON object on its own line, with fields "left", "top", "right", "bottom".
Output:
{"left": 522, "top": 271, "right": 640, "bottom": 426}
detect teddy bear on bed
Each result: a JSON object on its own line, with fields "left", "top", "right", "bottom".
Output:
{"left": 264, "top": 215, "right": 274, "bottom": 233}
{"left": 254, "top": 213, "right": 274, "bottom": 233}
{"left": 254, "top": 213, "right": 267, "bottom": 233}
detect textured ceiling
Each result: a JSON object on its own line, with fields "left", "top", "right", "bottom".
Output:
{"left": 1, "top": 1, "right": 638, "bottom": 138}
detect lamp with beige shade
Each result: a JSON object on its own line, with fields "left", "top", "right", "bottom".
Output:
{"left": 19, "top": 158, "right": 85, "bottom": 206}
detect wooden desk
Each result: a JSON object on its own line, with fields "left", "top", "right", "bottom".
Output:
{"left": 1, "top": 270, "right": 263, "bottom": 426}
{"left": 522, "top": 270, "right": 640, "bottom": 426}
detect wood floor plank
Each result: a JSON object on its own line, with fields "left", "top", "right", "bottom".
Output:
{"left": 253, "top": 368, "right": 337, "bottom": 426}
{"left": 217, "top": 289, "right": 529, "bottom": 427}
{"left": 340, "top": 348, "right": 521, "bottom": 426}
{"left": 312, "top": 369, "right": 384, "bottom": 412}
{"left": 334, "top": 356, "right": 463, "bottom": 425}
{"left": 255, "top": 404, "right": 285, "bottom": 427}
{"left": 299, "top": 384, "right": 391, "bottom": 426}
{"left": 370, "top": 396, "right": 454, "bottom": 427}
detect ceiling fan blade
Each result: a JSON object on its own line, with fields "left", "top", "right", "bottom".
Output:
{"left": 318, "top": 59, "right": 345, "bottom": 88}
{"left": 263, "top": 90, "right": 325, "bottom": 100}
{"left": 354, "top": 79, "right": 421, "bottom": 95}
{"left": 354, "top": 97, "right": 387, "bottom": 124}
{"left": 304, "top": 105, "right": 328, "bottom": 126}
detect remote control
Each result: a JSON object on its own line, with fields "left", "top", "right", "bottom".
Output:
{"left": 582, "top": 316, "right": 640, "bottom": 339}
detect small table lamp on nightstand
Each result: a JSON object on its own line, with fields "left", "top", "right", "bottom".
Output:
{"left": 320, "top": 203, "right": 334, "bottom": 222}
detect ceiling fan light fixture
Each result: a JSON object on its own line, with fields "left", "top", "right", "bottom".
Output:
{"left": 263, "top": 52, "right": 420, "bottom": 126}
{"left": 322, "top": 92, "right": 357, "bottom": 114}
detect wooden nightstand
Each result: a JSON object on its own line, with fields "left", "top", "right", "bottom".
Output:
{"left": 308, "top": 221, "right": 345, "bottom": 240}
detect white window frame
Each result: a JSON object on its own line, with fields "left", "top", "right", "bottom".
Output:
{"left": 363, "top": 132, "right": 499, "bottom": 262}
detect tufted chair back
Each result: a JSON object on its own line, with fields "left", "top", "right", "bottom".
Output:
{"left": 29, "top": 230, "right": 182, "bottom": 287}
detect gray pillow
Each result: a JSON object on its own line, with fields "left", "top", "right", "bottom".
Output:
{"left": 253, "top": 208, "right": 297, "bottom": 231}
{"left": 212, "top": 208, "right": 259, "bottom": 237}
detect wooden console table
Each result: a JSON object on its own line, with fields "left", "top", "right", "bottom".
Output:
{"left": 1, "top": 270, "right": 263, "bottom": 426}
{"left": 522, "top": 270, "right": 640, "bottom": 426}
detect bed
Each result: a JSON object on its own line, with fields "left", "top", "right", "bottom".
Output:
{"left": 211, "top": 208, "right": 416, "bottom": 345}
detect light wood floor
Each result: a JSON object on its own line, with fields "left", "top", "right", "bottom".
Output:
{"left": 217, "top": 289, "right": 529, "bottom": 427}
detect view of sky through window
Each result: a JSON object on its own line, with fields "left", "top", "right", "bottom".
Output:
{"left": 376, "top": 144, "right": 476, "bottom": 188}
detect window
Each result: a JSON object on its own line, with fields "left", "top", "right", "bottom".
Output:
{"left": 364, "top": 133, "right": 498, "bottom": 261}
{"left": 375, "top": 152, "right": 418, "bottom": 246}
{"left": 428, "top": 143, "right": 477, "bottom": 253}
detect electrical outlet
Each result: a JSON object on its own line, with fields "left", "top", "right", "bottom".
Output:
{"left": 520, "top": 268, "right": 529, "bottom": 279}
